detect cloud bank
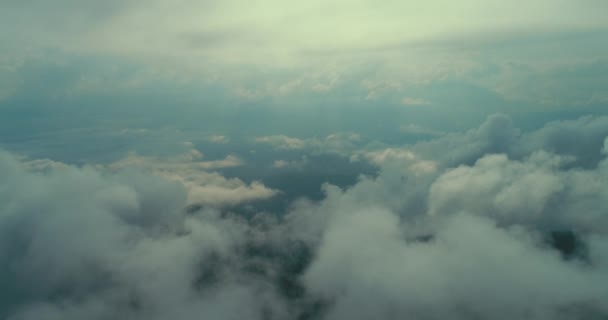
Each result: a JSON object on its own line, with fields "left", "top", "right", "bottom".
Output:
{"left": 1, "top": 114, "right": 608, "bottom": 319}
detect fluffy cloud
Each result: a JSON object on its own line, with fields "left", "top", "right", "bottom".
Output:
{"left": 292, "top": 115, "right": 608, "bottom": 320}
{"left": 254, "top": 135, "right": 307, "bottom": 150}
{"left": 305, "top": 209, "right": 608, "bottom": 320}
{"left": 207, "top": 135, "right": 231, "bottom": 144}
{"left": 518, "top": 115, "right": 608, "bottom": 168}
{"left": 0, "top": 149, "right": 302, "bottom": 320}
{"left": 255, "top": 133, "right": 361, "bottom": 156}
{"left": 106, "top": 151, "right": 276, "bottom": 207}
{"left": 2, "top": 114, "right": 608, "bottom": 319}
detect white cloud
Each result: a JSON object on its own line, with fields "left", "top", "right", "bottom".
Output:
{"left": 3, "top": 114, "right": 608, "bottom": 319}
{"left": 428, "top": 153, "right": 566, "bottom": 223}
{"left": 104, "top": 150, "right": 275, "bottom": 207}
{"left": 255, "top": 132, "right": 363, "bottom": 156}
{"left": 353, "top": 147, "right": 438, "bottom": 175}
{"left": 108, "top": 150, "right": 243, "bottom": 170}
{"left": 254, "top": 135, "right": 306, "bottom": 150}
{"left": 0, "top": 149, "right": 288, "bottom": 320}
{"left": 208, "top": 135, "right": 230, "bottom": 144}
{"left": 166, "top": 171, "right": 277, "bottom": 206}
{"left": 285, "top": 116, "right": 608, "bottom": 319}
{"left": 272, "top": 156, "right": 309, "bottom": 170}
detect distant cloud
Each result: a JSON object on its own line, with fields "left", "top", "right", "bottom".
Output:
{"left": 103, "top": 150, "right": 275, "bottom": 207}
{"left": 401, "top": 97, "right": 431, "bottom": 106}
{"left": 400, "top": 124, "right": 445, "bottom": 136}
{"left": 272, "top": 156, "right": 309, "bottom": 170}
{"left": 255, "top": 133, "right": 362, "bottom": 156}
{"left": 352, "top": 147, "right": 438, "bottom": 175}
{"left": 120, "top": 128, "right": 151, "bottom": 135}
{"left": 254, "top": 135, "right": 306, "bottom": 150}
{"left": 354, "top": 147, "right": 416, "bottom": 164}
{"left": 208, "top": 135, "right": 230, "bottom": 144}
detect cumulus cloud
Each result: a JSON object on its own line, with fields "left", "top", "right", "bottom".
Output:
{"left": 2, "top": 114, "right": 608, "bottom": 319}
{"left": 254, "top": 135, "right": 307, "bottom": 150}
{"left": 351, "top": 147, "right": 438, "bottom": 176}
{"left": 102, "top": 150, "right": 275, "bottom": 207}
{"left": 289, "top": 115, "right": 608, "bottom": 319}
{"left": 305, "top": 210, "right": 608, "bottom": 320}
{"left": 207, "top": 135, "right": 231, "bottom": 144}
{"left": 0, "top": 150, "right": 293, "bottom": 320}
{"left": 518, "top": 115, "right": 608, "bottom": 168}
{"left": 254, "top": 133, "right": 361, "bottom": 156}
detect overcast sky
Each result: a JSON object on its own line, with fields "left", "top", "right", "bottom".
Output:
{"left": 1, "top": 1, "right": 608, "bottom": 320}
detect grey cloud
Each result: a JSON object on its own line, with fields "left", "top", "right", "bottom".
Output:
{"left": 287, "top": 115, "right": 608, "bottom": 320}
{"left": 518, "top": 115, "right": 608, "bottom": 168}
{"left": 101, "top": 151, "right": 277, "bottom": 207}
{"left": 304, "top": 210, "right": 608, "bottom": 320}
{"left": 0, "top": 150, "right": 297, "bottom": 320}
{"left": 2, "top": 113, "right": 608, "bottom": 319}
{"left": 343, "top": 114, "right": 608, "bottom": 223}
{"left": 407, "top": 114, "right": 608, "bottom": 169}
{"left": 254, "top": 133, "right": 362, "bottom": 156}
{"left": 429, "top": 151, "right": 608, "bottom": 232}
{"left": 409, "top": 113, "right": 520, "bottom": 167}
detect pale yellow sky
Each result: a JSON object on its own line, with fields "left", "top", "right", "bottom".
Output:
{"left": 4, "top": 0, "right": 607, "bottom": 67}
{"left": 1, "top": 0, "right": 607, "bottom": 108}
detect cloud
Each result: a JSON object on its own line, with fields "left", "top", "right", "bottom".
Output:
{"left": 351, "top": 147, "right": 438, "bottom": 175}
{"left": 175, "top": 172, "right": 277, "bottom": 207}
{"left": 272, "top": 157, "right": 309, "bottom": 170}
{"left": 107, "top": 150, "right": 243, "bottom": 170}
{"left": 207, "top": 135, "right": 231, "bottom": 144}
{"left": 104, "top": 151, "right": 276, "bottom": 207}
{"left": 3, "top": 0, "right": 607, "bottom": 115}
{"left": 2, "top": 114, "right": 608, "bottom": 319}
{"left": 400, "top": 97, "right": 431, "bottom": 106}
{"left": 518, "top": 115, "right": 608, "bottom": 168}
{"left": 254, "top": 133, "right": 362, "bottom": 156}
{"left": 428, "top": 150, "right": 608, "bottom": 233}
{"left": 304, "top": 209, "right": 608, "bottom": 320}
{"left": 1, "top": 3, "right": 608, "bottom": 320}
{"left": 429, "top": 153, "right": 564, "bottom": 223}
{"left": 354, "top": 147, "right": 415, "bottom": 164}
{"left": 404, "top": 114, "right": 608, "bottom": 170}
{"left": 287, "top": 114, "right": 608, "bottom": 319}
{"left": 254, "top": 135, "right": 307, "bottom": 150}
{"left": 3, "top": 0, "right": 607, "bottom": 66}
{"left": 0, "top": 149, "right": 293, "bottom": 320}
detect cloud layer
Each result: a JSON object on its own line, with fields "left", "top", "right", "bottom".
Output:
{"left": 1, "top": 114, "right": 608, "bottom": 319}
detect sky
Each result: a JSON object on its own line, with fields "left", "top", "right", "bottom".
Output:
{"left": 1, "top": 1, "right": 608, "bottom": 319}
